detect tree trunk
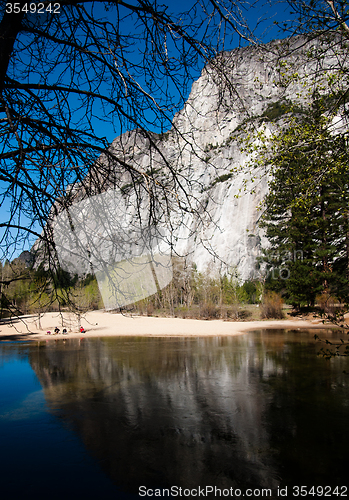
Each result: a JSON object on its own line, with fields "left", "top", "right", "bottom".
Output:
{"left": 346, "top": 209, "right": 349, "bottom": 284}
{"left": 321, "top": 190, "right": 329, "bottom": 291}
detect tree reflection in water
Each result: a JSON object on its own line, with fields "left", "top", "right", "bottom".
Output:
{"left": 25, "top": 331, "right": 349, "bottom": 497}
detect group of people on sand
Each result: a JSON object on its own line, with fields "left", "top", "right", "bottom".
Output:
{"left": 46, "top": 326, "right": 86, "bottom": 335}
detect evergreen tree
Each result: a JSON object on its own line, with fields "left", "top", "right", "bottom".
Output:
{"left": 259, "top": 98, "right": 349, "bottom": 306}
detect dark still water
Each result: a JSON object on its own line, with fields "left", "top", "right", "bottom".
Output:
{"left": 1, "top": 330, "right": 349, "bottom": 500}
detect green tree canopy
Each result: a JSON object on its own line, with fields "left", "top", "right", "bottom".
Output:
{"left": 259, "top": 102, "right": 349, "bottom": 305}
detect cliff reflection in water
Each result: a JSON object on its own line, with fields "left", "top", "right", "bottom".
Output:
{"left": 28, "top": 332, "right": 349, "bottom": 495}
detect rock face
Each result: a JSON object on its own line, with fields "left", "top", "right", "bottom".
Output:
{"left": 53, "top": 34, "right": 348, "bottom": 289}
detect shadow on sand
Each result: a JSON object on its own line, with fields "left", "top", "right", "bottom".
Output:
{"left": 0, "top": 315, "right": 39, "bottom": 341}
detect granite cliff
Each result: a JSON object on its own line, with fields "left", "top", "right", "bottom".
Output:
{"left": 51, "top": 34, "right": 347, "bottom": 302}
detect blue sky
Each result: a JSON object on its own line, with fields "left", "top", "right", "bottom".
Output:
{"left": 83, "top": 0, "right": 294, "bottom": 143}
{"left": 1, "top": 0, "right": 293, "bottom": 144}
{"left": 0, "top": 0, "right": 295, "bottom": 259}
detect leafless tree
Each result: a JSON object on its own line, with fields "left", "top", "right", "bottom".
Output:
{"left": 0, "top": 0, "right": 259, "bottom": 315}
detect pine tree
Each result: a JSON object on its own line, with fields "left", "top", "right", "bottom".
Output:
{"left": 260, "top": 97, "right": 349, "bottom": 307}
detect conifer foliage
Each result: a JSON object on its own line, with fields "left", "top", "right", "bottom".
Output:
{"left": 260, "top": 100, "right": 349, "bottom": 307}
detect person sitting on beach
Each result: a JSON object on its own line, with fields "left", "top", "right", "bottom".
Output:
{"left": 62, "top": 328, "right": 67, "bottom": 335}
{"left": 80, "top": 326, "right": 85, "bottom": 334}
{"left": 54, "top": 327, "right": 60, "bottom": 334}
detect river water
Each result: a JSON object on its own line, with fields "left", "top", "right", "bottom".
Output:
{"left": 0, "top": 330, "right": 348, "bottom": 499}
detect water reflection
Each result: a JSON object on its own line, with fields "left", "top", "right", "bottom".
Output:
{"left": 23, "top": 331, "right": 349, "bottom": 496}
{"left": 1, "top": 330, "right": 349, "bottom": 498}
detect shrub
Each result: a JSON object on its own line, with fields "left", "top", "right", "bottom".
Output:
{"left": 316, "top": 292, "right": 338, "bottom": 316}
{"left": 146, "top": 301, "right": 154, "bottom": 316}
{"left": 200, "top": 302, "right": 219, "bottom": 319}
{"left": 260, "top": 291, "right": 284, "bottom": 319}
{"left": 175, "top": 306, "right": 189, "bottom": 319}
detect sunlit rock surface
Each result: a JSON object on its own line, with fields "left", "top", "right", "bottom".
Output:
{"left": 52, "top": 34, "right": 347, "bottom": 287}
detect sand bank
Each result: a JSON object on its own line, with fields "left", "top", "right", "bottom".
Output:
{"left": 0, "top": 310, "right": 337, "bottom": 341}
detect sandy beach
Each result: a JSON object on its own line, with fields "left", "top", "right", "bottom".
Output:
{"left": 0, "top": 309, "right": 337, "bottom": 341}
